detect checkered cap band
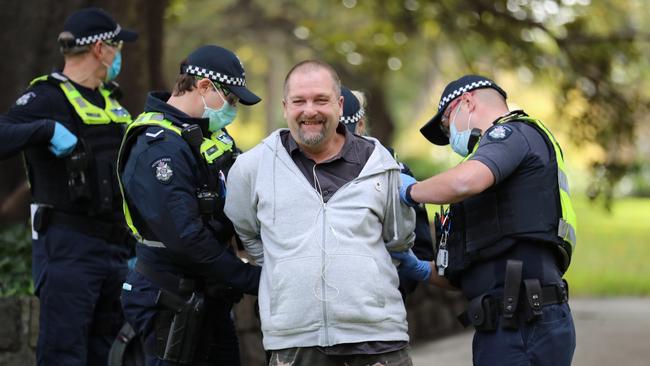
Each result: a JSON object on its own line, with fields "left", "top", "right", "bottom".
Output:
{"left": 184, "top": 64, "right": 246, "bottom": 87}
{"left": 341, "top": 108, "right": 365, "bottom": 125}
{"left": 74, "top": 25, "right": 120, "bottom": 46}
{"left": 438, "top": 80, "right": 493, "bottom": 111}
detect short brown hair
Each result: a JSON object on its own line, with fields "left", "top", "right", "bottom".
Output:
{"left": 283, "top": 60, "right": 341, "bottom": 98}
{"left": 172, "top": 74, "right": 198, "bottom": 96}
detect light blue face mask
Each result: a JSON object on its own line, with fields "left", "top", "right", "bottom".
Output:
{"left": 448, "top": 102, "right": 473, "bottom": 157}
{"left": 202, "top": 83, "right": 237, "bottom": 132}
{"left": 105, "top": 51, "right": 121, "bottom": 82}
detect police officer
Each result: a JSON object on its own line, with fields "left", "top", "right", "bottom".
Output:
{"left": 0, "top": 7, "right": 137, "bottom": 365}
{"left": 339, "top": 86, "right": 435, "bottom": 298}
{"left": 394, "top": 75, "right": 577, "bottom": 365}
{"left": 118, "top": 45, "right": 262, "bottom": 366}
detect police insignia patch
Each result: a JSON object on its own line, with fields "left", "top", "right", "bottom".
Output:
{"left": 215, "top": 131, "right": 233, "bottom": 145}
{"left": 15, "top": 92, "right": 36, "bottom": 106}
{"left": 152, "top": 157, "right": 173, "bottom": 183}
{"left": 487, "top": 125, "right": 513, "bottom": 141}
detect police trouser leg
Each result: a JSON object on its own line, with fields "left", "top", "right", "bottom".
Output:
{"left": 471, "top": 303, "right": 575, "bottom": 366}
{"left": 122, "top": 268, "right": 242, "bottom": 366}
{"left": 32, "top": 226, "right": 128, "bottom": 366}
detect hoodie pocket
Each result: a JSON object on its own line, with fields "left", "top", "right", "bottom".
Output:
{"left": 326, "top": 254, "right": 387, "bottom": 325}
{"left": 269, "top": 256, "right": 322, "bottom": 331}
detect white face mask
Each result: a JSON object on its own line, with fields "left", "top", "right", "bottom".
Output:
{"left": 448, "top": 101, "right": 473, "bottom": 157}
{"left": 201, "top": 82, "right": 237, "bottom": 132}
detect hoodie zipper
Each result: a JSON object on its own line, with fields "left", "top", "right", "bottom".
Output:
{"left": 321, "top": 203, "right": 329, "bottom": 343}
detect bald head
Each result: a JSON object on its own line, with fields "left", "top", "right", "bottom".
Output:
{"left": 283, "top": 60, "right": 341, "bottom": 99}
{"left": 473, "top": 88, "right": 509, "bottom": 110}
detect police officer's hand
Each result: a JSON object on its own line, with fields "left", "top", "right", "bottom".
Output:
{"left": 49, "top": 121, "right": 78, "bottom": 157}
{"left": 399, "top": 173, "right": 418, "bottom": 207}
{"left": 390, "top": 249, "right": 432, "bottom": 282}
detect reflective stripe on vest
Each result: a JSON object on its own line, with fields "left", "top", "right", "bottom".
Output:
{"left": 466, "top": 114, "right": 578, "bottom": 264}
{"left": 116, "top": 112, "right": 233, "bottom": 241}
{"left": 30, "top": 73, "right": 131, "bottom": 125}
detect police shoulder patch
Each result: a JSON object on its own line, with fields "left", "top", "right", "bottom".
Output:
{"left": 487, "top": 125, "right": 513, "bottom": 141}
{"left": 151, "top": 157, "right": 173, "bottom": 184}
{"left": 15, "top": 92, "right": 36, "bottom": 106}
{"left": 145, "top": 127, "right": 166, "bottom": 144}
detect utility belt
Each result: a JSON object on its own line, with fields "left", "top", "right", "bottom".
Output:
{"left": 135, "top": 260, "right": 241, "bottom": 364}
{"left": 458, "top": 260, "right": 569, "bottom": 332}
{"left": 32, "top": 205, "right": 132, "bottom": 245}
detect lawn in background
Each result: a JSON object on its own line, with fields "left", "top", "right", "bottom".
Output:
{"left": 424, "top": 195, "right": 650, "bottom": 296}
{"left": 566, "top": 196, "right": 650, "bottom": 296}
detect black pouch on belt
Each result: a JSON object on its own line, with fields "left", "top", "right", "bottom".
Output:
{"left": 523, "top": 278, "right": 544, "bottom": 322}
{"left": 501, "top": 260, "right": 523, "bottom": 330}
{"left": 466, "top": 294, "right": 498, "bottom": 332}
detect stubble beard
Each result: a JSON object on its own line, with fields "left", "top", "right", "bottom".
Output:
{"left": 297, "top": 121, "right": 327, "bottom": 146}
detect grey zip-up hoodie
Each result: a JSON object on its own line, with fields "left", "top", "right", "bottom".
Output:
{"left": 224, "top": 129, "right": 415, "bottom": 350}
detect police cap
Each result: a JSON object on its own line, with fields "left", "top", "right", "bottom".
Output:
{"left": 420, "top": 74, "right": 507, "bottom": 145}
{"left": 340, "top": 86, "right": 365, "bottom": 133}
{"left": 180, "top": 45, "right": 261, "bottom": 106}
{"left": 58, "top": 8, "right": 138, "bottom": 49}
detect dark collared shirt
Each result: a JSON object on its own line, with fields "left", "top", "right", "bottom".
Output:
{"left": 280, "top": 123, "right": 375, "bottom": 203}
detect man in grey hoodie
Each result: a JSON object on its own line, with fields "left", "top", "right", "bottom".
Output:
{"left": 224, "top": 60, "right": 416, "bottom": 366}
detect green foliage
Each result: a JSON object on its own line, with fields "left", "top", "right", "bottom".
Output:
{"left": 164, "top": 0, "right": 650, "bottom": 202}
{"left": 565, "top": 195, "right": 650, "bottom": 296}
{"left": 0, "top": 224, "right": 33, "bottom": 297}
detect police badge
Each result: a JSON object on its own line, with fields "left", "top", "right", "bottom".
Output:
{"left": 487, "top": 125, "right": 513, "bottom": 141}
{"left": 152, "top": 157, "right": 173, "bottom": 184}
{"left": 15, "top": 92, "right": 36, "bottom": 106}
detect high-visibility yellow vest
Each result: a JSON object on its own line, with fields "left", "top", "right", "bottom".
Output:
{"left": 462, "top": 112, "right": 577, "bottom": 269}
{"left": 30, "top": 73, "right": 131, "bottom": 125}
{"left": 116, "top": 112, "right": 234, "bottom": 240}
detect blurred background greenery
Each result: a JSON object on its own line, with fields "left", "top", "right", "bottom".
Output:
{"left": 1, "top": 0, "right": 649, "bottom": 296}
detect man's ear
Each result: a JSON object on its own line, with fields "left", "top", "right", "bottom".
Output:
{"left": 90, "top": 41, "right": 103, "bottom": 58}
{"left": 465, "top": 92, "right": 478, "bottom": 113}
{"left": 282, "top": 99, "right": 288, "bottom": 119}
{"left": 196, "top": 78, "right": 212, "bottom": 95}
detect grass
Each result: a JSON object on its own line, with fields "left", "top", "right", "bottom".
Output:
{"left": 565, "top": 196, "right": 650, "bottom": 296}
{"left": 424, "top": 196, "right": 650, "bottom": 296}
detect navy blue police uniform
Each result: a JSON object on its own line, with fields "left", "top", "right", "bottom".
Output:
{"left": 118, "top": 46, "right": 261, "bottom": 366}
{"left": 339, "top": 86, "right": 435, "bottom": 298}
{"left": 419, "top": 75, "right": 576, "bottom": 366}
{"left": 0, "top": 8, "right": 138, "bottom": 366}
{"left": 0, "top": 117, "right": 56, "bottom": 159}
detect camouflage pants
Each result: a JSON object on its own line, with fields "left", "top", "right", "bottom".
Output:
{"left": 268, "top": 346, "right": 412, "bottom": 366}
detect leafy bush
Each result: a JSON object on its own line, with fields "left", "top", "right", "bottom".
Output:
{"left": 0, "top": 223, "right": 33, "bottom": 297}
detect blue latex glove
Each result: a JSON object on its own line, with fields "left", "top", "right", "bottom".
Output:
{"left": 49, "top": 122, "right": 77, "bottom": 157}
{"left": 399, "top": 172, "right": 418, "bottom": 206}
{"left": 390, "top": 249, "right": 431, "bottom": 282}
{"left": 127, "top": 257, "right": 138, "bottom": 270}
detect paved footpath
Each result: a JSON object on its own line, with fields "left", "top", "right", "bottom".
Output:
{"left": 410, "top": 297, "right": 650, "bottom": 366}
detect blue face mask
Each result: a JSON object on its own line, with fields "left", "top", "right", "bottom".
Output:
{"left": 202, "top": 84, "right": 237, "bottom": 132}
{"left": 448, "top": 103, "right": 473, "bottom": 157}
{"left": 105, "top": 51, "right": 121, "bottom": 82}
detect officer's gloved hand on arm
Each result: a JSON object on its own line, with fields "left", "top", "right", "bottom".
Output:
{"left": 399, "top": 173, "right": 418, "bottom": 207}
{"left": 49, "top": 121, "right": 78, "bottom": 157}
{"left": 390, "top": 249, "right": 432, "bottom": 282}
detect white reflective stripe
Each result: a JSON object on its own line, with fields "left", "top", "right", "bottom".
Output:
{"left": 558, "top": 219, "right": 576, "bottom": 247}
{"left": 122, "top": 283, "right": 132, "bottom": 291}
{"left": 139, "top": 239, "right": 166, "bottom": 248}
{"left": 558, "top": 169, "right": 570, "bottom": 195}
